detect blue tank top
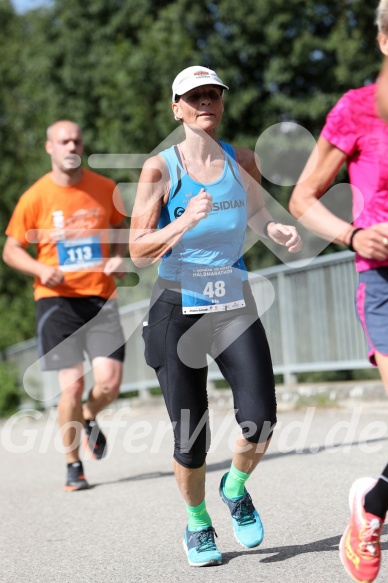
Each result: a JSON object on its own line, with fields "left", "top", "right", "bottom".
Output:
{"left": 158, "top": 141, "right": 248, "bottom": 282}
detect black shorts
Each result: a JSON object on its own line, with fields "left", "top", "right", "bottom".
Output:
{"left": 36, "top": 296, "right": 126, "bottom": 371}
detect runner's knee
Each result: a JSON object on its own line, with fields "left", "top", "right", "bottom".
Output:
{"left": 173, "top": 424, "right": 209, "bottom": 469}
{"left": 238, "top": 411, "right": 277, "bottom": 444}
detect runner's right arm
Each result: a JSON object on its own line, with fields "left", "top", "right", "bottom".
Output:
{"left": 3, "top": 236, "right": 64, "bottom": 287}
{"left": 129, "top": 156, "right": 212, "bottom": 267}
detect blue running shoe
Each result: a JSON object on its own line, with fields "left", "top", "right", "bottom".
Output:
{"left": 219, "top": 472, "right": 264, "bottom": 548}
{"left": 183, "top": 526, "right": 222, "bottom": 567}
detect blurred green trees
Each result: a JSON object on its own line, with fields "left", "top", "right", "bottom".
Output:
{"left": 0, "top": 0, "right": 381, "bottom": 348}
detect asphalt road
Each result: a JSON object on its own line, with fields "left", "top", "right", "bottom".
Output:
{"left": 1, "top": 399, "right": 388, "bottom": 583}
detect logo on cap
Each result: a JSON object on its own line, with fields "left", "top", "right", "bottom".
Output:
{"left": 194, "top": 71, "right": 211, "bottom": 77}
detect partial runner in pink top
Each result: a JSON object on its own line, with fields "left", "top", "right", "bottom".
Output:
{"left": 322, "top": 83, "right": 388, "bottom": 272}
{"left": 289, "top": 5, "right": 388, "bottom": 580}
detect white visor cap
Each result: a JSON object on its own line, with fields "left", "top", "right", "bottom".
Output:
{"left": 172, "top": 66, "right": 228, "bottom": 102}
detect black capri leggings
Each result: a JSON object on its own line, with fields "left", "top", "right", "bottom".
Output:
{"left": 142, "top": 278, "right": 277, "bottom": 469}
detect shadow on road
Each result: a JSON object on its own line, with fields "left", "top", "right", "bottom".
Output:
{"left": 92, "top": 435, "right": 388, "bottom": 488}
{"left": 221, "top": 525, "right": 388, "bottom": 564}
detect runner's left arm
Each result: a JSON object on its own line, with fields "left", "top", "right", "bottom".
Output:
{"left": 236, "top": 147, "right": 302, "bottom": 253}
{"left": 104, "top": 218, "right": 129, "bottom": 278}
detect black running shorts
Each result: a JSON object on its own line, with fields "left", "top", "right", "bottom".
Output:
{"left": 36, "top": 296, "right": 126, "bottom": 371}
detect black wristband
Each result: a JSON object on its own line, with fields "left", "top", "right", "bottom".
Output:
{"left": 263, "top": 220, "right": 275, "bottom": 238}
{"left": 348, "top": 228, "right": 363, "bottom": 252}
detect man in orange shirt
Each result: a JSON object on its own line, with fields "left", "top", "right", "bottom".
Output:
{"left": 3, "top": 120, "right": 128, "bottom": 491}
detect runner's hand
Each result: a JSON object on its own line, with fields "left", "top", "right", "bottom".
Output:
{"left": 181, "top": 188, "right": 213, "bottom": 230}
{"left": 267, "top": 223, "right": 302, "bottom": 253}
{"left": 38, "top": 264, "right": 65, "bottom": 287}
{"left": 350, "top": 223, "right": 388, "bottom": 260}
{"left": 104, "top": 256, "right": 126, "bottom": 279}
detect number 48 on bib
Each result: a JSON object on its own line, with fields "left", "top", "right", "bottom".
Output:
{"left": 181, "top": 264, "right": 246, "bottom": 314}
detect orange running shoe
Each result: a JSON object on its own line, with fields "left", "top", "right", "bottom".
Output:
{"left": 339, "top": 477, "right": 384, "bottom": 583}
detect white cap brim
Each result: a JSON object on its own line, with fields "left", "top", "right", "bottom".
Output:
{"left": 172, "top": 67, "right": 229, "bottom": 101}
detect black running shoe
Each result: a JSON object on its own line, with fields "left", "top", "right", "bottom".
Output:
{"left": 83, "top": 419, "right": 107, "bottom": 460}
{"left": 65, "top": 461, "right": 89, "bottom": 492}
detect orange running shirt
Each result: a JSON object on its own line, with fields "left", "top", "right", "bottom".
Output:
{"left": 6, "top": 169, "right": 127, "bottom": 300}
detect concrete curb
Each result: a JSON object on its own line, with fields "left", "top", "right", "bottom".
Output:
{"left": 125, "top": 380, "right": 387, "bottom": 413}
